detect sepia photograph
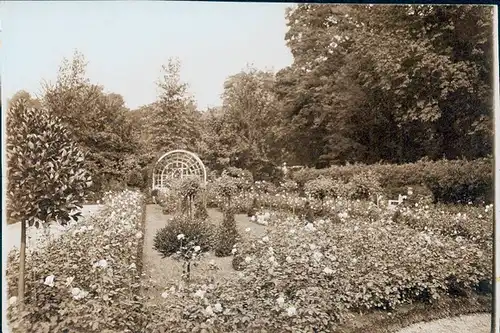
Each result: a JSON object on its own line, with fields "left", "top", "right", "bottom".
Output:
{"left": 1, "top": 2, "right": 497, "bottom": 333}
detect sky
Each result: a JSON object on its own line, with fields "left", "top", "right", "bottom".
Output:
{"left": 0, "top": 1, "right": 294, "bottom": 110}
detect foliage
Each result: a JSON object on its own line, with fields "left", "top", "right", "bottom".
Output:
{"left": 291, "top": 157, "right": 493, "bottom": 204}
{"left": 146, "top": 200, "right": 491, "bottom": 332}
{"left": 275, "top": 5, "right": 493, "bottom": 166}
{"left": 42, "top": 51, "right": 139, "bottom": 197}
{"left": 145, "top": 58, "right": 201, "bottom": 154}
{"left": 213, "top": 175, "right": 238, "bottom": 205}
{"left": 153, "top": 215, "right": 213, "bottom": 258}
{"left": 214, "top": 208, "right": 240, "bottom": 257}
{"left": 6, "top": 98, "right": 92, "bottom": 226}
{"left": 344, "top": 170, "right": 383, "bottom": 200}
{"left": 6, "top": 190, "right": 148, "bottom": 332}
{"left": 304, "top": 176, "right": 340, "bottom": 201}
{"left": 178, "top": 175, "right": 202, "bottom": 200}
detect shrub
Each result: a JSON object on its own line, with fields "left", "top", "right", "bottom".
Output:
{"left": 344, "top": 170, "right": 383, "bottom": 201}
{"left": 290, "top": 158, "right": 493, "bottom": 204}
{"left": 304, "top": 176, "right": 340, "bottom": 201}
{"left": 6, "top": 190, "right": 148, "bottom": 332}
{"left": 213, "top": 175, "right": 238, "bottom": 207}
{"left": 153, "top": 215, "right": 213, "bottom": 258}
{"left": 194, "top": 198, "right": 209, "bottom": 220}
{"left": 214, "top": 207, "right": 240, "bottom": 257}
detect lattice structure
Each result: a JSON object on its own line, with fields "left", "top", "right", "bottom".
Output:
{"left": 152, "top": 150, "right": 207, "bottom": 192}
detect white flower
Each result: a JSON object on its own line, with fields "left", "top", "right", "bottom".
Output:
{"left": 231, "top": 248, "right": 237, "bottom": 254}
{"left": 277, "top": 296, "right": 285, "bottom": 307}
{"left": 170, "top": 286, "right": 176, "bottom": 293}
{"left": 44, "top": 275, "right": 55, "bottom": 287}
{"left": 305, "top": 223, "right": 316, "bottom": 231}
{"left": 161, "top": 291, "right": 169, "bottom": 299}
{"left": 262, "top": 236, "right": 269, "bottom": 242}
{"left": 214, "top": 303, "right": 223, "bottom": 313}
{"left": 309, "top": 244, "right": 317, "bottom": 250}
{"left": 135, "top": 231, "right": 143, "bottom": 239}
{"left": 194, "top": 246, "right": 201, "bottom": 252}
{"left": 8, "top": 296, "right": 17, "bottom": 306}
{"left": 312, "top": 251, "right": 323, "bottom": 262}
{"left": 250, "top": 216, "right": 256, "bottom": 221}
{"left": 245, "top": 227, "right": 251, "bottom": 232}
{"left": 354, "top": 226, "right": 359, "bottom": 232}
{"left": 129, "top": 263, "right": 137, "bottom": 269}
{"left": 177, "top": 234, "right": 185, "bottom": 240}
{"left": 194, "top": 289, "right": 206, "bottom": 298}
{"left": 71, "top": 287, "right": 88, "bottom": 300}
{"left": 286, "top": 256, "right": 293, "bottom": 263}
{"left": 289, "top": 228, "right": 296, "bottom": 234}
{"left": 94, "top": 259, "right": 108, "bottom": 269}
{"left": 287, "top": 306, "right": 297, "bottom": 316}
{"left": 323, "top": 267, "right": 334, "bottom": 275}
{"left": 245, "top": 256, "right": 252, "bottom": 263}
{"left": 205, "top": 305, "right": 214, "bottom": 316}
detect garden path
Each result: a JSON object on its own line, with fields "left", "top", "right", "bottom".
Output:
{"left": 4, "top": 204, "right": 102, "bottom": 254}
{"left": 141, "top": 205, "right": 267, "bottom": 303}
{"left": 396, "top": 313, "right": 490, "bottom": 333}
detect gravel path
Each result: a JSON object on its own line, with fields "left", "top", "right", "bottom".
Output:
{"left": 141, "top": 205, "right": 267, "bottom": 301}
{"left": 396, "top": 313, "right": 491, "bottom": 333}
{"left": 3, "top": 205, "right": 102, "bottom": 253}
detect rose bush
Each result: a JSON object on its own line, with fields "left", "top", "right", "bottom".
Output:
{"left": 6, "top": 190, "right": 148, "bottom": 333}
{"left": 146, "top": 203, "right": 491, "bottom": 332}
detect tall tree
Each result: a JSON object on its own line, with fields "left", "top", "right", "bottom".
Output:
{"left": 147, "top": 58, "right": 200, "bottom": 154}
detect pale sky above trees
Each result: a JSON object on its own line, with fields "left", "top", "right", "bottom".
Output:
{"left": 0, "top": 1, "right": 293, "bottom": 110}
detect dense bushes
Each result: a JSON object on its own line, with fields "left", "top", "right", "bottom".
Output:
{"left": 290, "top": 158, "right": 493, "bottom": 204}
{"left": 6, "top": 190, "right": 148, "bottom": 332}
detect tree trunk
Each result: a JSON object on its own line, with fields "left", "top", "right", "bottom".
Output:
{"left": 18, "top": 220, "right": 27, "bottom": 306}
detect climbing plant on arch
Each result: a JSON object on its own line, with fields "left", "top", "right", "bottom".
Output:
{"left": 152, "top": 149, "right": 207, "bottom": 192}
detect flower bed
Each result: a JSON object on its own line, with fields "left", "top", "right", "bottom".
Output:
{"left": 144, "top": 205, "right": 491, "bottom": 332}
{"left": 6, "top": 190, "right": 148, "bottom": 333}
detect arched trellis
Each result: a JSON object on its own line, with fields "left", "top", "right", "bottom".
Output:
{"left": 152, "top": 149, "right": 207, "bottom": 192}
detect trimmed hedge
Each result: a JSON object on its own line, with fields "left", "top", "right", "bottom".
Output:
{"left": 290, "top": 157, "right": 493, "bottom": 204}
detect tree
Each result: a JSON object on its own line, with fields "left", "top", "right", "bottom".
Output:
{"left": 43, "top": 50, "right": 140, "bottom": 195}
{"left": 147, "top": 58, "right": 201, "bottom": 154}
{"left": 275, "top": 4, "right": 493, "bottom": 166}
{"left": 7, "top": 98, "right": 92, "bottom": 305}
{"left": 206, "top": 67, "right": 282, "bottom": 177}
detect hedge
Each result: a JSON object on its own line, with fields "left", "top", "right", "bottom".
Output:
{"left": 290, "top": 157, "right": 493, "bottom": 204}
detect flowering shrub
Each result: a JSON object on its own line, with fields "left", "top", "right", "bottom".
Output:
{"left": 213, "top": 175, "right": 238, "bottom": 207}
{"left": 146, "top": 205, "right": 490, "bottom": 332}
{"left": 6, "top": 190, "right": 148, "bottom": 332}
{"left": 304, "top": 176, "right": 341, "bottom": 201}
{"left": 222, "top": 167, "right": 254, "bottom": 192}
{"left": 153, "top": 215, "right": 214, "bottom": 258}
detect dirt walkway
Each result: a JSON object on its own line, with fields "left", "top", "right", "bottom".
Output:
{"left": 396, "top": 313, "right": 491, "bottom": 333}
{"left": 141, "top": 205, "right": 267, "bottom": 301}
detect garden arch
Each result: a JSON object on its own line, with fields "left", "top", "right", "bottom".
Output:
{"left": 152, "top": 149, "right": 207, "bottom": 192}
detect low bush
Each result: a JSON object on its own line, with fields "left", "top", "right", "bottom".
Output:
{"left": 153, "top": 215, "right": 214, "bottom": 258}
{"left": 6, "top": 190, "right": 148, "bottom": 333}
